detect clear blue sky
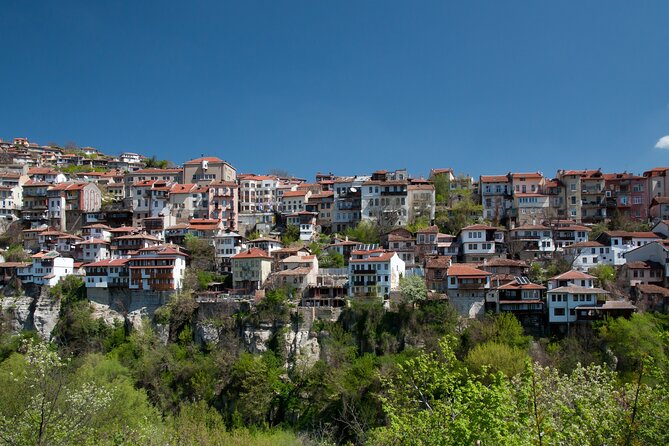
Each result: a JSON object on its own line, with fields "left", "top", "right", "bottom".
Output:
{"left": 1, "top": 1, "right": 668, "bottom": 180}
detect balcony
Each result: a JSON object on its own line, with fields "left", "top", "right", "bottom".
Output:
{"left": 457, "top": 282, "right": 486, "bottom": 290}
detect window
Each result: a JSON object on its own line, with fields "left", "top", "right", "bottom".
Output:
{"left": 554, "top": 308, "right": 565, "bottom": 316}
{"left": 570, "top": 183, "right": 577, "bottom": 192}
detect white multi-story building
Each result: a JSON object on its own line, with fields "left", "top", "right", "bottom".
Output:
{"left": 83, "top": 258, "right": 130, "bottom": 288}
{"left": 459, "top": 224, "right": 505, "bottom": 262}
{"left": 238, "top": 174, "right": 279, "bottom": 214}
{"left": 128, "top": 246, "right": 187, "bottom": 291}
{"left": 75, "top": 238, "right": 111, "bottom": 263}
{"left": 546, "top": 271, "right": 608, "bottom": 324}
{"left": 348, "top": 249, "right": 405, "bottom": 298}
{"left": 17, "top": 251, "right": 75, "bottom": 286}
{"left": 479, "top": 175, "right": 511, "bottom": 221}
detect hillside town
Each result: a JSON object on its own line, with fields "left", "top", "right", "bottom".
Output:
{"left": 1, "top": 135, "right": 668, "bottom": 334}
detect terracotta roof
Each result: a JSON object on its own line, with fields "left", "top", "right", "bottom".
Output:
{"left": 115, "top": 234, "right": 161, "bottom": 241}
{"left": 408, "top": 184, "right": 435, "bottom": 191}
{"left": 426, "top": 256, "right": 452, "bottom": 269}
{"left": 576, "top": 300, "right": 636, "bottom": 310}
{"left": 462, "top": 224, "right": 501, "bottom": 231}
{"left": 635, "top": 284, "right": 669, "bottom": 297}
{"left": 561, "top": 169, "right": 602, "bottom": 178}
{"left": 249, "top": 237, "right": 281, "bottom": 243}
{"left": 511, "top": 172, "right": 543, "bottom": 179}
{"left": 184, "top": 156, "right": 227, "bottom": 164}
{"left": 84, "top": 258, "right": 130, "bottom": 267}
{"left": 603, "top": 231, "right": 659, "bottom": 239}
{"left": 170, "top": 184, "right": 197, "bottom": 194}
{"left": 447, "top": 264, "right": 491, "bottom": 277}
{"left": 480, "top": 175, "right": 509, "bottom": 183}
{"left": 282, "top": 255, "right": 316, "bottom": 263}
{"left": 31, "top": 250, "right": 60, "bottom": 259}
{"left": 416, "top": 225, "right": 440, "bottom": 234}
{"left": 350, "top": 252, "right": 396, "bottom": 262}
{"left": 550, "top": 270, "right": 596, "bottom": 280}
{"left": 233, "top": 248, "right": 271, "bottom": 259}
{"left": 625, "top": 261, "right": 653, "bottom": 269}
{"left": 82, "top": 223, "right": 111, "bottom": 230}
{"left": 76, "top": 238, "right": 110, "bottom": 245}
{"left": 283, "top": 190, "right": 308, "bottom": 198}
{"left": 497, "top": 280, "right": 546, "bottom": 290}
{"left": 274, "top": 266, "right": 313, "bottom": 276}
{"left": 28, "top": 167, "right": 59, "bottom": 175}
{"left": 548, "top": 285, "right": 609, "bottom": 294}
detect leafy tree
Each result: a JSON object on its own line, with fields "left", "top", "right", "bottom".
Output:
{"left": 3, "top": 244, "right": 30, "bottom": 263}
{"left": 344, "top": 220, "right": 380, "bottom": 244}
{"left": 0, "top": 341, "right": 113, "bottom": 445}
{"left": 599, "top": 313, "right": 667, "bottom": 374}
{"left": 398, "top": 275, "right": 427, "bottom": 304}
{"left": 281, "top": 224, "right": 300, "bottom": 246}
{"left": 432, "top": 173, "right": 450, "bottom": 205}
{"left": 589, "top": 221, "right": 609, "bottom": 241}
{"left": 144, "top": 155, "right": 169, "bottom": 169}
{"left": 464, "top": 341, "right": 528, "bottom": 377}
{"left": 318, "top": 250, "right": 344, "bottom": 268}
{"left": 589, "top": 263, "right": 616, "bottom": 288}
{"left": 407, "top": 215, "right": 430, "bottom": 233}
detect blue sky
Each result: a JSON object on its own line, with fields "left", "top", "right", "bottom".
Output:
{"left": 1, "top": 1, "right": 668, "bottom": 180}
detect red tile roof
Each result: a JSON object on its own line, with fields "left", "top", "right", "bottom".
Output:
{"left": 233, "top": 248, "right": 271, "bottom": 259}
{"left": 283, "top": 190, "right": 309, "bottom": 198}
{"left": 480, "top": 175, "right": 509, "bottom": 183}
{"left": 550, "top": 270, "right": 596, "bottom": 280}
{"left": 84, "top": 258, "right": 130, "bottom": 267}
{"left": 447, "top": 264, "right": 491, "bottom": 277}
{"left": 184, "top": 156, "right": 227, "bottom": 164}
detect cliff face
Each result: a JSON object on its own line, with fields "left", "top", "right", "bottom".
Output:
{"left": 0, "top": 285, "right": 61, "bottom": 340}
{"left": 1, "top": 283, "right": 342, "bottom": 372}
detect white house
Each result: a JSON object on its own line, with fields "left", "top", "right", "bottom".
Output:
{"left": 17, "top": 251, "right": 75, "bottom": 286}
{"left": 564, "top": 241, "right": 613, "bottom": 271}
{"left": 445, "top": 263, "right": 492, "bottom": 318}
{"left": 595, "top": 231, "right": 661, "bottom": 266}
{"left": 75, "top": 238, "right": 111, "bottom": 263}
{"left": 83, "top": 258, "right": 130, "bottom": 288}
{"left": 459, "top": 224, "right": 505, "bottom": 262}
{"left": 128, "top": 246, "right": 188, "bottom": 291}
{"left": 624, "top": 241, "right": 669, "bottom": 280}
{"left": 348, "top": 250, "right": 405, "bottom": 298}
{"left": 546, "top": 281, "right": 609, "bottom": 325}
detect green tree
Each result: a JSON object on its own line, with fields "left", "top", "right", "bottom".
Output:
{"left": 398, "top": 275, "right": 427, "bottom": 304}
{"left": 281, "top": 224, "right": 300, "bottom": 246}
{"left": 599, "top": 313, "right": 667, "bottom": 375}
{"left": 0, "top": 342, "right": 113, "bottom": 445}
{"left": 144, "top": 155, "right": 169, "bottom": 168}
{"left": 464, "top": 341, "right": 528, "bottom": 377}
{"left": 589, "top": 263, "right": 616, "bottom": 288}
{"left": 318, "top": 250, "right": 344, "bottom": 268}
{"left": 344, "top": 220, "right": 380, "bottom": 244}
{"left": 3, "top": 244, "right": 30, "bottom": 263}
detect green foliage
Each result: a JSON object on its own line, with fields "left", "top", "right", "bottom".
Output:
{"left": 344, "top": 220, "right": 380, "bottom": 244}
{"left": 589, "top": 221, "right": 609, "bottom": 241}
{"left": 599, "top": 313, "right": 667, "bottom": 375}
{"left": 2, "top": 244, "right": 29, "bottom": 263}
{"left": 432, "top": 173, "right": 450, "bottom": 204}
{"left": 59, "top": 165, "right": 108, "bottom": 174}
{"left": 464, "top": 341, "right": 528, "bottom": 377}
{"left": 461, "top": 313, "right": 531, "bottom": 354}
{"left": 281, "top": 224, "right": 300, "bottom": 246}
{"left": 144, "top": 155, "right": 169, "bottom": 168}
{"left": 398, "top": 275, "right": 427, "bottom": 303}
{"left": 407, "top": 215, "right": 430, "bottom": 233}
{"left": 318, "top": 250, "right": 344, "bottom": 268}
{"left": 589, "top": 263, "right": 616, "bottom": 287}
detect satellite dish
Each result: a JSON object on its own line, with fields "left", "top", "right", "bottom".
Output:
{"left": 349, "top": 187, "right": 357, "bottom": 193}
